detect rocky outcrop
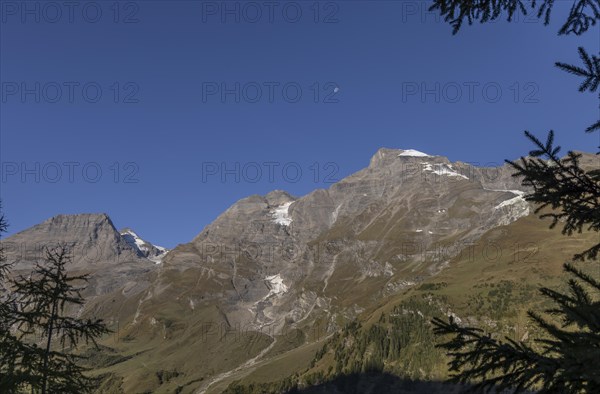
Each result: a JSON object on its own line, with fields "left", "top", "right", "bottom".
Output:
{"left": 155, "top": 148, "right": 542, "bottom": 338}
{"left": 1, "top": 213, "right": 161, "bottom": 297}
{"left": 120, "top": 228, "right": 169, "bottom": 264}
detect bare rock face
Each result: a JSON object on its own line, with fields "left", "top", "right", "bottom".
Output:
{"left": 1, "top": 213, "right": 160, "bottom": 297}
{"left": 0, "top": 150, "right": 557, "bottom": 331}
{"left": 153, "top": 148, "right": 544, "bottom": 339}
{"left": 3, "top": 214, "right": 131, "bottom": 268}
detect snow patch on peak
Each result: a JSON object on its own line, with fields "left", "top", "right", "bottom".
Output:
{"left": 120, "top": 229, "right": 169, "bottom": 264}
{"left": 121, "top": 229, "right": 147, "bottom": 251}
{"left": 487, "top": 189, "right": 525, "bottom": 197}
{"left": 447, "top": 310, "right": 463, "bottom": 325}
{"left": 423, "top": 163, "right": 469, "bottom": 179}
{"left": 398, "top": 149, "right": 431, "bottom": 157}
{"left": 489, "top": 189, "right": 527, "bottom": 210}
{"left": 360, "top": 261, "right": 394, "bottom": 279}
{"left": 271, "top": 201, "right": 293, "bottom": 226}
{"left": 147, "top": 254, "right": 167, "bottom": 264}
{"left": 265, "top": 274, "right": 288, "bottom": 298}
{"left": 492, "top": 190, "right": 530, "bottom": 226}
{"left": 495, "top": 196, "right": 525, "bottom": 210}
{"left": 331, "top": 203, "right": 342, "bottom": 224}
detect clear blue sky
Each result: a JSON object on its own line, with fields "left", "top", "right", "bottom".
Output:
{"left": 1, "top": 1, "right": 598, "bottom": 248}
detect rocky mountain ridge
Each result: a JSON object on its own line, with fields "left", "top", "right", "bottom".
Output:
{"left": 120, "top": 228, "right": 169, "bottom": 264}
{"left": 2, "top": 148, "right": 597, "bottom": 394}
{"left": 1, "top": 213, "right": 165, "bottom": 297}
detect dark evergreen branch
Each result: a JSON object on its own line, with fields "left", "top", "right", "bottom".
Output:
{"left": 558, "top": 0, "right": 600, "bottom": 35}
{"left": 433, "top": 264, "right": 600, "bottom": 393}
{"left": 429, "top": 0, "right": 600, "bottom": 36}
{"left": 506, "top": 131, "right": 600, "bottom": 260}
{"left": 556, "top": 47, "right": 600, "bottom": 133}
{"left": 3, "top": 244, "right": 110, "bottom": 393}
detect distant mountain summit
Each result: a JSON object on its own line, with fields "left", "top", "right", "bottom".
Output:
{"left": 3, "top": 213, "right": 129, "bottom": 268}
{"left": 120, "top": 228, "right": 168, "bottom": 264}
{"left": 1, "top": 213, "right": 164, "bottom": 297}
{"left": 2, "top": 213, "right": 167, "bottom": 267}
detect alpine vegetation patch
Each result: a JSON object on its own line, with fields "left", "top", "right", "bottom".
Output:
{"left": 198, "top": 320, "right": 326, "bottom": 344}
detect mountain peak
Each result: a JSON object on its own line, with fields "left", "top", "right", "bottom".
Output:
{"left": 369, "top": 147, "right": 435, "bottom": 168}
{"left": 45, "top": 212, "right": 110, "bottom": 222}
{"left": 36, "top": 212, "right": 117, "bottom": 234}
{"left": 4, "top": 213, "right": 169, "bottom": 268}
{"left": 265, "top": 190, "right": 296, "bottom": 206}
{"left": 397, "top": 149, "right": 432, "bottom": 157}
{"left": 4, "top": 212, "right": 137, "bottom": 269}
{"left": 119, "top": 228, "right": 168, "bottom": 264}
